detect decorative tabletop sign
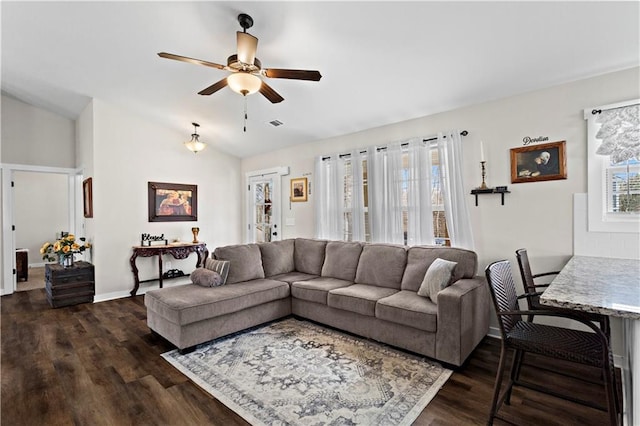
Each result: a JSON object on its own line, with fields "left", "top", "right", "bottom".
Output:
{"left": 141, "top": 233, "right": 168, "bottom": 246}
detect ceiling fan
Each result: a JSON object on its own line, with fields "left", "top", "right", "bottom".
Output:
{"left": 158, "top": 13, "right": 322, "bottom": 104}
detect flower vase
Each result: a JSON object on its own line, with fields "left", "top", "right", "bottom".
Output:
{"left": 59, "top": 254, "right": 74, "bottom": 268}
{"left": 192, "top": 227, "right": 200, "bottom": 243}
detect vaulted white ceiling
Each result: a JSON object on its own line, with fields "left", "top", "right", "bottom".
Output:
{"left": 2, "top": 2, "right": 638, "bottom": 158}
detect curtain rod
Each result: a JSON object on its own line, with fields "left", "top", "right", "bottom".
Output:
{"left": 325, "top": 130, "right": 469, "bottom": 160}
{"left": 592, "top": 103, "right": 638, "bottom": 115}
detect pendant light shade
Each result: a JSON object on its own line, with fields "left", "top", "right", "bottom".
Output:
{"left": 227, "top": 72, "right": 262, "bottom": 96}
{"left": 184, "top": 122, "right": 206, "bottom": 153}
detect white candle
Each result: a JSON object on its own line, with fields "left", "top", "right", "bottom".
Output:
{"left": 480, "top": 140, "right": 485, "bottom": 162}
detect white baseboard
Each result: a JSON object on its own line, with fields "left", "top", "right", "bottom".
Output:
{"left": 487, "top": 326, "right": 501, "bottom": 339}
{"left": 93, "top": 279, "right": 190, "bottom": 303}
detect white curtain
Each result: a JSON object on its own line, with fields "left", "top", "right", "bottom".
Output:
{"left": 595, "top": 103, "right": 639, "bottom": 163}
{"left": 405, "top": 138, "right": 435, "bottom": 245}
{"left": 315, "top": 151, "right": 368, "bottom": 241}
{"left": 314, "top": 155, "right": 343, "bottom": 240}
{"left": 349, "top": 150, "right": 367, "bottom": 241}
{"left": 437, "top": 131, "right": 475, "bottom": 250}
{"left": 368, "top": 143, "right": 404, "bottom": 244}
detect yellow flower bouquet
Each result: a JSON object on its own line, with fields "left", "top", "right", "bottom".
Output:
{"left": 41, "top": 234, "right": 91, "bottom": 262}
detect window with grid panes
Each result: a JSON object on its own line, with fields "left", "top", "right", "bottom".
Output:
{"left": 342, "top": 147, "right": 449, "bottom": 245}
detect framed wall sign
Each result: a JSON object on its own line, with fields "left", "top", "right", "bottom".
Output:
{"left": 148, "top": 182, "right": 198, "bottom": 222}
{"left": 290, "top": 177, "right": 308, "bottom": 202}
{"left": 510, "top": 140, "right": 567, "bottom": 184}
{"left": 83, "top": 177, "right": 93, "bottom": 218}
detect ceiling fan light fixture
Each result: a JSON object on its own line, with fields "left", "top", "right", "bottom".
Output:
{"left": 184, "top": 122, "right": 207, "bottom": 153}
{"left": 227, "top": 72, "right": 262, "bottom": 96}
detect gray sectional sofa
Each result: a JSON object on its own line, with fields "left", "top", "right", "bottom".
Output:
{"left": 144, "top": 238, "right": 490, "bottom": 367}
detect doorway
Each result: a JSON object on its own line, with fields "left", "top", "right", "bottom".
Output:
{"left": 245, "top": 167, "right": 289, "bottom": 243}
{"left": 1, "top": 165, "right": 80, "bottom": 295}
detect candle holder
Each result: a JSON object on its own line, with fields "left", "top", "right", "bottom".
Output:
{"left": 479, "top": 161, "right": 488, "bottom": 190}
{"left": 191, "top": 227, "right": 200, "bottom": 243}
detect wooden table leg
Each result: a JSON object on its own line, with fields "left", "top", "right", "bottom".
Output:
{"left": 158, "top": 255, "right": 164, "bottom": 289}
{"left": 129, "top": 252, "right": 140, "bottom": 296}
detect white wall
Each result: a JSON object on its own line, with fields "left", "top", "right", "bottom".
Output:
{"left": 1, "top": 93, "right": 78, "bottom": 293}
{"left": 242, "top": 67, "right": 640, "bottom": 274}
{"left": 13, "top": 171, "right": 69, "bottom": 265}
{"left": 1, "top": 95, "right": 242, "bottom": 297}
{"left": 1, "top": 94, "right": 75, "bottom": 168}
{"left": 88, "top": 99, "right": 243, "bottom": 299}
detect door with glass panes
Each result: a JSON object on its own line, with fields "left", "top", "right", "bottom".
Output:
{"left": 247, "top": 174, "right": 281, "bottom": 243}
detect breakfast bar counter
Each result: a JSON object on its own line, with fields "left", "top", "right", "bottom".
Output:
{"left": 540, "top": 255, "right": 640, "bottom": 426}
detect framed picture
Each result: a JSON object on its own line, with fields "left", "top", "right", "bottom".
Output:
{"left": 290, "top": 177, "right": 308, "bottom": 202}
{"left": 510, "top": 140, "right": 567, "bottom": 184}
{"left": 148, "top": 182, "right": 198, "bottom": 222}
{"left": 83, "top": 177, "right": 93, "bottom": 218}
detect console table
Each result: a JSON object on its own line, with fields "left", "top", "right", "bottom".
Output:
{"left": 130, "top": 242, "right": 208, "bottom": 296}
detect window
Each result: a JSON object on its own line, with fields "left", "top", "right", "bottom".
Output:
{"left": 342, "top": 157, "right": 370, "bottom": 242}
{"left": 606, "top": 160, "right": 640, "bottom": 213}
{"left": 339, "top": 145, "right": 449, "bottom": 245}
{"left": 317, "top": 131, "right": 471, "bottom": 247}
{"left": 585, "top": 100, "right": 639, "bottom": 233}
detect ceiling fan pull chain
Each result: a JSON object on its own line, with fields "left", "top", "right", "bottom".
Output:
{"left": 243, "top": 95, "right": 248, "bottom": 132}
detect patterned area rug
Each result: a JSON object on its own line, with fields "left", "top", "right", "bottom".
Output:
{"left": 163, "top": 318, "right": 452, "bottom": 425}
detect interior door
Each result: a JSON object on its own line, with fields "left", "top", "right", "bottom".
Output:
{"left": 247, "top": 174, "right": 281, "bottom": 243}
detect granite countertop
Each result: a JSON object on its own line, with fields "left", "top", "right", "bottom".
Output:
{"left": 540, "top": 255, "right": 640, "bottom": 320}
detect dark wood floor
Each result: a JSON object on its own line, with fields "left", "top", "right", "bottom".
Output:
{"left": 2, "top": 288, "right": 617, "bottom": 425}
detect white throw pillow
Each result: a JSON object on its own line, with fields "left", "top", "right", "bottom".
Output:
{"left": 417, "top": 258, "right": 458, "bottom": 304}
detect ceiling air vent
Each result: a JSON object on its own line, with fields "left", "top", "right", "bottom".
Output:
{"left": 268, "top": 120, "right": 284, "bottom": 127}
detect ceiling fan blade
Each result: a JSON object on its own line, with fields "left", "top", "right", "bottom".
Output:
{"left": 198, "top": 78, "right": 228, "bottom": 96}
{"left": 237, "top": 32, "right": 258, "bottom": 65}
{"left": 263, "top": 69, "right": 322, "bottom": 81}
{"left": 158, "top": 52, "right": 225, "bottom": 70}
{"left": 259, "top": 81, "right": 284, "bottom": 104}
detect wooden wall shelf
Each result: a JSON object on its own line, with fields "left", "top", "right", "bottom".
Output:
{"left": 470, "top": 188, "right": 510, "bottom": 206}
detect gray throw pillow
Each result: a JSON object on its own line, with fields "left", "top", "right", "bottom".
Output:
{"left": 417, "top": 258, "right": 458, "bottom": 304}
{"left": 204, "top": 258, "right": 230, "bottom": 285}
{"left": 191, "top": 268, "right": 223, "bottom": 287}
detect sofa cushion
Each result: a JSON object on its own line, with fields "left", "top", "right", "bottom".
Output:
{"left": 213, "top": 244, "right": 265, "bottom": 284}
{"left": 269, "top": 271, "right": 319, "bottom": 285}
{"left": 327, "top": 284, "right": 397, "bottom": 317}
{"left": 376, "top": 291, "right": 438, "bottom": 332}
{"left": 401, "top": 246, "right": 478, "bottom": 292}
{"left": 291, "top": 277, "right": 354, "bottom": 305}
{"left": 190, "top": 268, "right": 223, "bottom": 287}
{"left": 321, "top": 241, "right": 363, "bottom": 282}
{"left": 259, "top": 240, "right": 295, "bottom": 277}
{"left": 417, "top": 258, "right": 458, "bottom": 303}
{"left": 204, "top": 258, "right": 230, "bottom": 285}
{"left": 354, "top": 244, "right": 407, "bottom": 289}
{"left": 294, "top": 238, "right": 327, "bottom": 275}
{"left": 144, "top": 279, "right": 289, "bottom": 326}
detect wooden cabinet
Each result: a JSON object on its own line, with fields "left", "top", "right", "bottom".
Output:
{"left": 45, "top": 261, "right": 95, "bottom": 308}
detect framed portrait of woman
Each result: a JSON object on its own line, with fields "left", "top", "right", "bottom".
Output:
{"left": 510, "top": 141, "right": 567, "bottom": 184}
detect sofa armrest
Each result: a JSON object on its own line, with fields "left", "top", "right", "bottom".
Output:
{"left": 435, "top": 276, "right": 490, "bottom": 366}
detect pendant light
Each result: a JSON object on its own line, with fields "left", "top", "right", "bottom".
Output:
{"left": 184, "top": 122, "right": 206, "bottom": 153}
